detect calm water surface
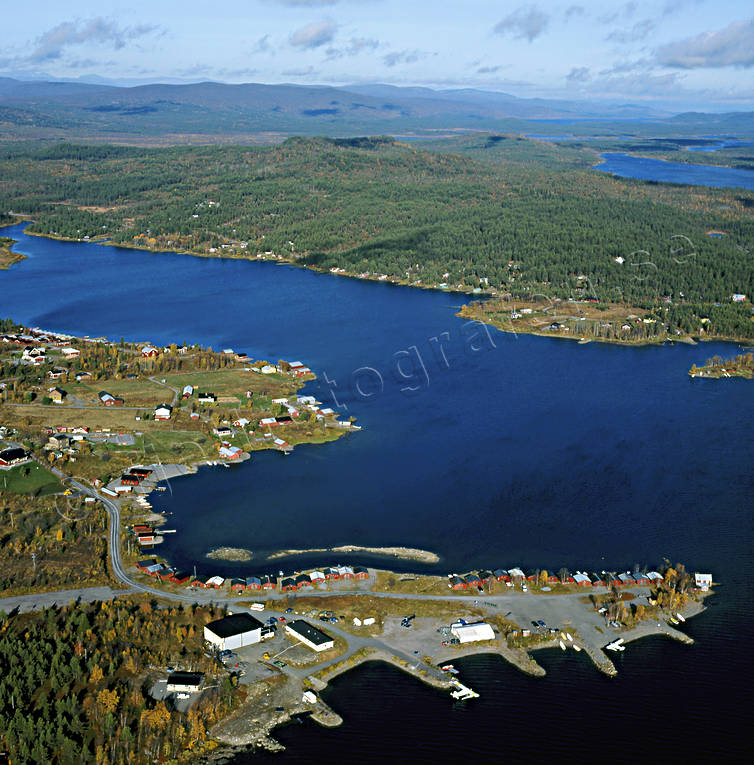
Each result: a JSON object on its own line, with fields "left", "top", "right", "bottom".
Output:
{"left": 2, "top": 223, "right": 752, "bottom": 762}
{"left": 595, "top": 152, "right": 754, "bottom": 190}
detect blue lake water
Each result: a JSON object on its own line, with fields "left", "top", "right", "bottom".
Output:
{"left": 595, "top": 152, "right": 754, "bottom": 190}
{"left": 2, "top": 223, "right": 753, "bottom": 761}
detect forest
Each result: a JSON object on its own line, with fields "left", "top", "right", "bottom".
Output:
{"left": 0, "top": 598, "right": 243, "bottom": 763}
{"left": 1, "top": 135, "right": 752, "bottom": 338}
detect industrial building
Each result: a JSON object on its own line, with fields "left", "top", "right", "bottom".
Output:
{"left": 285, "top": 620, "right": 335, "bottom": 652}
{"left": 203, "top": 613, "right": 263, "bottom": 651}
{"left": 450, "top": 622, "right": 495, "bottom": 644}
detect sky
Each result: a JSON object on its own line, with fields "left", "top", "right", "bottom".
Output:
{"left": 2, "top": 0, "right": 753, "bottom": 110}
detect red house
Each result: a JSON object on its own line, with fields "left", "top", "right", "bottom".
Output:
{"left": 449, "top": 576, "right": 466, "bottom": 590}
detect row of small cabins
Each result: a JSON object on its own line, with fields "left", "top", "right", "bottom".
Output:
{"left": 448, "top": 568, "right": 665, "bottom": 589}
{"left": 135, "top": 560, "right": 370, "bottom": 589}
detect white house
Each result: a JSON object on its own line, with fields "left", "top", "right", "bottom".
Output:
{"left": 154, "top": 404, "right": 173, "bottom": 420}
{"left": 60, "top": 347, "right": 80, "bottom": 358}
{"left": 694, "top": 573, "right": 712, "bottom": 591}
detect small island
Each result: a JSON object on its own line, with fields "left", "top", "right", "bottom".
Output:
{"left": 689, "top": 352, "right": 754, "bottom": 379}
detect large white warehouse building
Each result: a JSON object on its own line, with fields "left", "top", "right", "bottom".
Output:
{"left": 450, "top": 622, "right": 495, "bottom": 644}
{"left": 204, "top": 613, "right": 263, "bottom": 651}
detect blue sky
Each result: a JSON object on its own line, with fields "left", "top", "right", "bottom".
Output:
{"left": 2, "top": 1, "right": 753, "bottom": 109}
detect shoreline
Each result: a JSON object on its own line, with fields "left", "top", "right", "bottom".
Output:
{"left": 6, "top": 219, "right": 750, "bottom": 348}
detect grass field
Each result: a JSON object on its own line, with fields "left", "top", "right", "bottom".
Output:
{"left": 0, "top": 462, "right": 64, "bottom": 495}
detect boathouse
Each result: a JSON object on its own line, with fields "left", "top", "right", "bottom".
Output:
{"left": 451, "top": 622, "right": 495, "bottom": 644}
{"left": 354, "top": 566, "right": 369, "bottom": 579}
{"left": 295, "top": 574, "right": 312, "bottom": 588}
{"left": 449, "top": 576, "right": 466, "bottom": 590}
{"left": 281, "top": 578, "right": 297, "bottom": 592}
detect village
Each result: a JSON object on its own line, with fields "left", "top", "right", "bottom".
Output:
{"left": 0, "top": 323, "right": 357, "bottom": 488}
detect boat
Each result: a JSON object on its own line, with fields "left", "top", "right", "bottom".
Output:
{"left": 560, "top": 632, "right": 567, "bottom": 640}
{"left": 559, "top": 640, "right": 566, "bottom": 650}
{"left": 668, "top": 617, "right": 679, "bottom": 625}
{"left": 566, "top": 632, "right": 573, "bottom": 642}
{"left": 573, "top": 645, "right": 582, "bottom": 652}
{"left": 676, "top": 613, "right": 686, "bottom": 623}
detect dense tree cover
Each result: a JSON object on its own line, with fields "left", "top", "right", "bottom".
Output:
{"left": 1, "top": 136, "right": 752, "bottom": 337}
{"left": 0, "top": 599, "right": 243, "bottom": 763}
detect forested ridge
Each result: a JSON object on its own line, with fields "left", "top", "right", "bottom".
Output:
{"left": 1, "top": 135, "right": 752, "bottom": 337}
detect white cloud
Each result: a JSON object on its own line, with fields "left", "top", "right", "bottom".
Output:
{"left": 655, "top": 18, "right": 754, "bottom": 68}
{"left": 290, "top": 20, "right": 338, "bottom": 49}
{"left": 494, "top": 7, "right": 549, "bottom": 43}
{"left": 29, "top": 17, "right": 160, "bottom": 63}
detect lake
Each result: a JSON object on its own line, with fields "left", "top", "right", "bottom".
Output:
{"left": 2, "top": 223, "right": 752, "bottom": 761}
{"left": 595, "top": 152, "right": 754, "bottom": 190}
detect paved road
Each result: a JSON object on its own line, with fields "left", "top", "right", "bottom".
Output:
{"left": 0, "top": 586, "right": 135, "bottom": 614}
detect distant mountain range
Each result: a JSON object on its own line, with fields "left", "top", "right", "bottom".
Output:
{"left": 0, "top": 77, "right": 752, "bottom": 143}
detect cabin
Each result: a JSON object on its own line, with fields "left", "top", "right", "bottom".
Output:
{"left": 275, "top": 416, "right": 293, "bottom": 425}
{"left": 573, "top": 573, "right": 591, "bottom": 587}
{"left": 120, "top": 474, "right": 141, "bottom": 487}
{"left": 493, "top": 569, "right": 510, "bottom": 582}
{"left": 354, "top": 566, "right": 369, "bottom": 580}
{"left": 154, "top": 404, "right": 173, "bottom": 421}
{"left": 130, "top": 467, "right": 152, "bottom": 479}
{"left": 325, "top": 567, "right": 340, "bottom": 580}
{"left": 525, "top": 570, "right": 539, "bottom": 583}
{"left": 646, "top": 571, "right": 664, "bottom": 583}
{"left": 295, "top": 574, "right": 312, "bottom": 589}
{"left": 205, "top": 576, "right": 225, "bottom": 589}
{"left": 508, "top": 568, "right": 525, "bottom": 582}
{"left": 230, "top": 578, "right": 247, "bottom": 592}
{"left": 477, "top": 570, "right": 492, "bottom": 583}
{"left": 166, "top": 671, "right": 203, "bottom": 694}
{"left": 547, "top": 572, "right": 560, "bottom": 583}
{"left": 464, "top": 574, "right": 482, "bottom": 588}
{"left": 191, "top": 577, "right": 209, "bottom": 588}
{"left": 170, "top": 571, "right": 191, "bottom": 584}
{"left": 449, "top": 576, "right": 466, "bottom": 590}
{"left": 234, "top": 418, "right": 250, "bottom": 428}
{"left": 214, "top": 426, "right": 232, "bottom": 438}
{"left": 157, "top": 567, "right": 175, "bottom": 581}
{"left": 633, "top": 572, "right": 650, "bottom": 585}
{"left": 136, "top": 559, "right": 156, "bottom": 570}
{"left": 590, "top": 573, "right": 606, "bottom": 587}
{"left": 141, "top": 345, "right": 159, "bottom": 357}
{"left": 197, "top": 392, "right": 216, "bottom": 403}
{"left": 75, "top": 371, "right": 93, "bottom": 381}
{"left": 281, "top": 578, "right": 297, "bottom": 592}
{"left": 559, "top": 571, "right": 575, "bottom": 584}
{"left": 49, "top": 387, "right": 67, "bottom": 403}
{"left": 60, "top": 347, "right": 80, "bottom": 358}
{"left": 245, "top": 576, "right": 262, "bottom": 590}
{"left": 694, "top": 573, "right": 712, "bottom": 591}
{"left": 338, "top": 566, "right": 355, "bottom": 579}
{"left": 618, "top": 573, "right": 635, "bottom": 586}
{"left": 258, "top": 417, "right": 277, "bottom": 428}
{"left": 310, "top": 570, "right": 326, "bottom": 583}
{"left": 261, "top": 575, "right": 276, "bottom": 589}
{"left": 48, "top": 367, "right": 66, "bottom": 379}
{"left": 219, "top": 445, "right": 244, "bottom": 460}
{"left": 182, "top": 385, "right": 194, "bottom": 398}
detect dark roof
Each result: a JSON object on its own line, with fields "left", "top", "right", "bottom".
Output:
{"left": 229, "top": 578, "right": 245, "bottom": 586}
{"left": 353, "top": 566, "right": 368, "bottom": 575}
{"left": 205, "top": 613, "right": 263, "bottom": 638}
{"left": 295, "top": 573, "right": 311, "bottom": 583}
{"left": 281, "top": 578, "right": 296, "bottom": 588}
{"left": 286, "top": 620, "right": 333, "bottom": 646}
{"left": 0, "top": 446, "right": 28, "bottom": 462}
{"left": 167, "top": 671, "right": 203, "bottom": 686}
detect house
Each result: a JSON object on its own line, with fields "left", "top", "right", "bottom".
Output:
{"left": 633, "top": 572, "right": 650, "bottom": 585}
{"left": 197, "top": 392, "right": 216, "bottom": 403}
{"left": 205, "top": 575, "right": 225, "bottom": 589}
{"left": 284, "top": 620, "right": 334, "bottom": 652}
{"left": 190, "top": 412, "right": 200, "bottom": 420}
{"left": 260, "top": 365, "right": 276, "bottom": 374}
{"left": 310, "top": 570, "right": 326, "bottom": 583}
{"left": 49, "top": 387, "right": 67, "bottom": 403}
{"left": 281, "top": 578, "right": 297, "bottom": 592}
{"left": 449, "top": 576, "right": 467, "bottom": 590}
{"left": 261, "top": 575, "right": 276, "bottom": 589}
{"left": 230, "top": 578, "right": 247, "bottom": 592}
{"left": 182, "top": 385, "right": 194, "bottom": 398}
{"left": 508, "top": 567, "right": 525, "bottom": 582}
{"left": 191, "top": 577, "right": 209, "bottom": 588}
{"left": 120, "top": 474, "right": 142, "bottom": 487}
{"left": 464, "top": 574, "right": 482, "bottom": 588}
{"left": 136, "top": 559, "right": 156, "bottom": 570}
{"left": 60, "top": 347, "right": 80, "bottom": 358}
{"left": 646, "top": 571, "right": 664, "bottom": 583}
{"left": 0, "top": 447, "right": 31, "bottom": 467}
{"left": 731, "top": 294, "right": 746, "bottom": 302}
{"left": 99, "top": 391, "right": 123, "bottom": 406}
{"left": 204, "top": 613, "right": 263, "bottom": 651}
{"left": 492, "top": 569, "right": 509, "bottom": 582}
{"left": 573, "top": 573, "right": 591, "bottom": 587}
{"left": 291, "top": 366, "right": 311, "bottom": 377}
{"left": 694, "top": 573, "right": 712, "bottom": 591}
{"left": 141, "top": 345, "right": 159, "bottom": 357}
{"left": 477, "top": 570, "right": 492, "bottom": 583}
{"left": 129, "top": 467, "right": 152, "bottom": 479}
{"left": 214, "top": 426, "right": 233, "bottom": 438}
{"left": 233, "top": 418, "right": 250, "bottom": 428}
{"left": 618, "top": 573, "right": 635, "bottom": 586}
{"left": 559, "top": 570, "right": 575, "bottom": 584}
{"left": 338, "top": 566, "right": 354, "bottom": 579}
{"left": 354, "top": 566, "right": 369, "bottom": 580}
{"left": 259, "top": 417, "right": 277, "bottom": 428}
{"left": 166, "top": 671, "right": 203, "bottom": 694}
{"left": 75, "top": 371, "right": 93, "bottom": 381}
{"left": 590, "top": 573, "right": 606, "bottom": 587}
{"left": 170, "top": 571, "right": 191, "bottom": 584}
{"left": 245, "top": 576, "right": 262, "bottom": 590}
{"left": 325, "top": 567, "right": 340, "bottom": 580}
{"left": 219, "top": 445, "right": 244, "bottom": 460}
{"left": 295, "top": 574, "right": 312, "bottom": 588}
{"left": 48, "top": 367, "right": 66, "bottom": 379}
{"left": 154, "top": 404, "right": 173, "bottom": 420}
{"left": 450, "top": 622, "right": 495, "bottom": 644}
{"left": 275, "top": 416, "right": 293, "bottom": 425}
